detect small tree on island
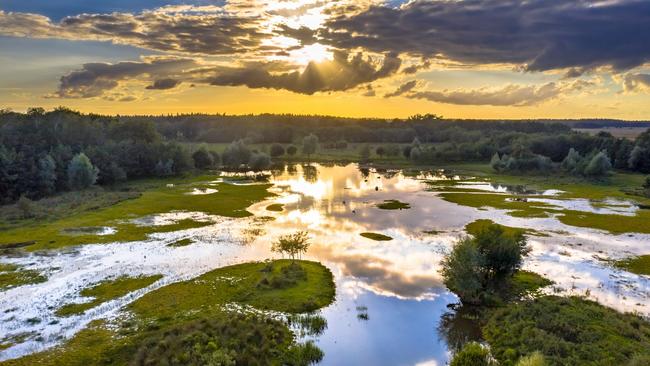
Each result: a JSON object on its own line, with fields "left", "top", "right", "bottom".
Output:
{"left": 272, "top": 231, "right": 311, "bottom": 263}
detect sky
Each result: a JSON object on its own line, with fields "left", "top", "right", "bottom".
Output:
{"left": 1, "top": 0, "right": 649, "bottom": 119}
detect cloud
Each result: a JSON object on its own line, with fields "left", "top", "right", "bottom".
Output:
{"left": 384, "top": 80, "right": 418, "bottom": 98}
{"left": 207, "top": 51, "right": 401, "bottom": 95}
{"left": 323, "top": 0, "right": 650, "bottom": 72}
{"left": 405, "top": 80, "right": 594, "bottom": 106}
{"left": 622, "top": 73, "right": 650, "bottom": 92}
{"left": 53, "top": 57, "right": 196, "bottom": 98}
{"left": 0, "top": 7, "right": 268, "bottom": 55}
{"left": 146, "top": 78, "right": 181, "bottom": 90}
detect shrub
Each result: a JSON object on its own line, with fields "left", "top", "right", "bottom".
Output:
{"left": 516, "top": 352, "right": 546, "bottom": 366}
{"left": 272, "top": 231, "right": 311, "bottom": 262}
{"left": 192, "top": 146, "right": 214, "bottom": 169}
{"left": 16, "top": 195, "right": 36, "bottom": 219}
{"left": 222, "top": 140, "right": 251, "bottom": 168}
{"left": 450, "top": 342, "right": 495, "bottom": 366}
{"left": 286, "top": 145, "right": 298, "bottom": 156}
{"left": 584, "top": 150, "right": 612, "bottom": 177}
{"left": 249, "top": 152, "right": 271, "bottom": 171}
{"left": 302, "top": 134, "right": 318, "bottom": 159}
{"left": 441, "top": 237, "right": 485, "bottom": 305}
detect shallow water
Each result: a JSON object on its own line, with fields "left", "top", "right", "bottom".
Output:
{"left": 1, "top": 164, "right": 649, "bottom": 364}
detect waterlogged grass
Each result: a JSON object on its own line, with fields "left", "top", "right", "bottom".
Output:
{"left": 557, "top": 210, "right": 650, "bottom": 234}
{"left": 3, "top": 260, "right": 335, "bottom": 366}
{"left": 440, "top": 192, "right": 554, "bottom": 218}
{"left": 377, "top": 199, "right": 411, "bottom": 210}
{"left": 0, "top": 175, "right": 273, "bottom": 251}
{"left": 56, "top": 275, "right": 163, "bottom": 317}
{"left": 360, "top": 232, "right": 393, "bottom": 241}
{"left": 615, "top": 255, "right": 650, "bottom": 276}
{"left": 266, "top": 203, "right": 284, "bottom": 212}
{"left": 167, "top": 238, "right": 193, "bottom": 247}
{"left": 484, "top": 296, "right": 650, "bottom": 366}
{"left": 509, "top": 271, "right": 554, "bottom": 298}
{"left": 0, "top": 263, "right": 46, "bottom": 291}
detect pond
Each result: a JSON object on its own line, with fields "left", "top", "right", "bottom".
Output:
{"left": 1, "top": 164, "right": 649, "bottom": 364}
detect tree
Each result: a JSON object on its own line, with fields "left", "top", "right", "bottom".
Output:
{"left": 102, "top": 162, "right": 127, "bottom": 184}
{"left": 441, "top": 237, "right": 485, "bottom": 305}
{"left": 474, "top": 224, "right": 529, "bottom": 280}
{"left": 154, "top": 159, "right": 174, "bottom": 177}
{"left": 67, "top": 153, "right": 99, "bottom": 190}
{"left": 16, "top": 195, "right": 36, "bottom": 219}
{"left": 36, "top": 154, "right": 57, "bottom": 196}
{"left": 302, "top": 134, "right": 318, "bottom": 160}
{"left": 272, "top": 231, "right": 311, "bottom": 262}
{"left": 222, "top": 140, "right": 251, "bottom": 168}
{"left": 450, "top": 342, "right": 495, "bottom": 366}
{"left": 490, "top": 153, "right": 503, "bottom": 172}
{"left": 375, "top": 146, "right": 386, "bottom": 157}
{"left": 209, "top": 151, "right": 221, "bottom": 167}
{"left": 248, "top": 152, "right": 271, "bottom": 171}
{"left": 270, "top": 143, "right": 285, "bottom": 157}
{"left": 286, "top": 145, "right": 298, "bottom": 156}
{"left": 192, "top": 146, "right": 214, "bottom": 169}
{"left": 561, "top": 148, "right": 582, "bottom": 174}
{"left": 409, "top": 146, "right": 422, "bottom": 161}
{"left": 643, "top": 176, "right": 650, "bottom": 190}
{"left": 584, "top": 150, "right": 612, "bottom": 177}
{"left": 172, "top": 145, "right": 194, "bottom": 174}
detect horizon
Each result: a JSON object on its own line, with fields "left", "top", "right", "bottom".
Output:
{"left": 1, "top": 0, "right": 650, "bottom": 119}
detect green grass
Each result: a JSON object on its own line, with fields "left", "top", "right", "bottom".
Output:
{"left": 266, "top": 203, "right": 284, "bottom": 212}
{"left": 0, "top": 263, "right": 46, "bottom": 291}
{"left": 377, "top": 199, "right": 411, "bottom": 210}
{"left": 55, "top": 275, "right": 163, "bottom": 317}
{"left": 3, "top": 260, "right": 335, "bottom": 366}
{"left": 360, "top": 232, "right": 393, "bottom": 241}
{"left": 167, "top": 238, "right": 193, "bottom": 247}
{"left": 465, "top": 219, "right": 548, "bottom": 237}
{"left": 440, "top": 192, "right": 554, "bottom": 218}
{"left": 484, "top": 296, "right": 650, "bottom": 366}
{"left": 509, "top": 271, "right": 554, "bottom": 298}
{"left": 0, "top": 175, "right": 273, "bottom": 251}
{"left": 614, "top": 255, "right": 650, "bottom": 276}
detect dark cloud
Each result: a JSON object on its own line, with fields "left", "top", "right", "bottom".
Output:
{"left": 275, "top": 24, "right": 317, "bottom": 46}
{"left": 146, "top": 78, "right": 181, "bottom": 90}
{"left": 323, "top": 0, "right": 650, "bottom": 72}
{"left": 405, "top": 80, "right": 594, "bottom": 106}
{"left": 0, "top": 8, "right": 268, "bottom": 55}
{"left": 384, "top": 80, "right": 417, "bottom": 98}
{"left": 54, "top": 57, "right": 196, "bottom": 98}
{"left": 208, "top": 51, "right": 401, "bottom": 95}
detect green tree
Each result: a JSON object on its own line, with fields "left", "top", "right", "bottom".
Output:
{"left": 67, "top": 153, "right": 99, "bottom": 190}
{"left": 375, "top": 146, "right": 386, "bottom": 157}
{"left": 222, "top": 140, "right": 251, "bottom": 168}
{"left": 441, "top": 237, "right": 485, "bottom": 305}
{"left": 249, "top": 152, "right": 271, "bottom": 171}
{"left": 270, "top": 143, "right": 285, "bottom": 157}
{"left": 36, "top": 154, "right": 57, "bottom": 196}
{"left": 359, "top": 145, "right": 371, "bottom": 161}
{"left": 192, "top": 146, "right": 214, "bottom": 169}
{"left": 643, "top": 176, "right": 650, "bottom": 190}
{"left": 474, "top": 224, "right": 529, "bottom": 280}
{"left": 302, "top": 134, "right": 318, "bottom": 160}
{"left": 584, "top": 150, "right": 612, "bottom": 177}
{"left": 450, "top": 342, "right": 494, "bottom": 366}
{"left": 561, "top": 148, "right": 583, "bottom": 174}
{"left": 272, "top": 231, "right": 311, "bottom": 262}
{"left": 287, "top": 145, "right": 298, "bottom": 156}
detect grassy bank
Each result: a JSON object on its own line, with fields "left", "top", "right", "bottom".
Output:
{"left": 0, "top": 263, "right": 46, "bottom": 291}
{"left": 0, "top": 174, "right": 273, "bottom": 251}
{"left": 2, "top": 259, "right": 335, "bottom": 366}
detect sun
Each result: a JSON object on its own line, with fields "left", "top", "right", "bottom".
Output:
{"left": 289, "top": 43, "right": 333, "bottom": 66}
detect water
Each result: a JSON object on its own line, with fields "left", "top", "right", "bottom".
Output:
{"left": 1, "top": 163, "right": 649, "bottom": 364}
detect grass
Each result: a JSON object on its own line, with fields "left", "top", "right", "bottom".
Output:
{"left": 266, "top": 203, "right": 284, "bottom": 212}
{"left": 376, "top": 199, "right": 411, "bottom": 210}
{"left": 360, "top": 232, "right": 393, "bottom": 241}
{"left": 0, "top": 263, "right": 46, "bottom": 291}
{"left": 0, "top": 174, "right": 273, "bottom": 251}
{"left": 3, "top": 260, "right": 335, "bottom": 366}
{"left": 484, "top": 296, "right": 650, "bottom": 366}
{"left": 614, "top": 255, "right": 650, "bottom": 276}
{"left": 509, "top": 271, "right": 554, "bottom": 298}
{"left": 167, "top": 238, "right": 193, "bottom": 247}
{"left": 55, "top": 275, "right": 163, "bottom": 317}
{"left": 465, "top": 219, "right": 548, "bottom": 237}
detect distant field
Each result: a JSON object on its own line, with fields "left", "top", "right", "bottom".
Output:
{"left": 574, "top": 127, "right": 648, "bottom": 139}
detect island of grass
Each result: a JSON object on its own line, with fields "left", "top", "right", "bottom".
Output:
{"left": 0, "top": 263, "right": 46, "bottom": 291}
{"left": 56, "top": 275, "right": 163, "bottom": 317}
{"left": 377, "top": 199, "right": 411, "bottom": 210}
{"left": 614, "top": 255, "right": 650, "bottom": 276}
{"left": 0, "top": 174, "right": 274, "bottom": 251}
{"left": 266, "top": 203, "right": 284, "bottom": 212}
{"left": 7, "top": 260, "right": 335, "bottom": 366}
{"left": 465, "top": 219, "right": 548, "bottom": 238}
{"left": 167, "top": 238, "right": 193, "bottom": 247}
{"left": 360, "top": 232, "right": 393, "bottom": 241}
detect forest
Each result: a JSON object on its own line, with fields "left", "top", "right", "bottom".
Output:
{"left": 2, "top": 107, "right": 650, "bottom": 204}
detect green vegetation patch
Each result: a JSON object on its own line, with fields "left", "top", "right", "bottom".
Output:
{"left": 6, "top": 260, "right": 335, "bottom": 366}
{"left": 440, "top": 192, "right": 554, "bottom": 218}
{"left": 614, "top": 255, "right": 650, "bottom": 276}
{"left": 465, "top": 219, "right": 548, "bottom": 237}
{"left": 509, "top": 271, "right": 554, "bottom": 298}
{"left": 0, "top": 263, "right": 46, "bottom": 291}
{"left": 360, "top": 232, "right": 393, "bottom": 241}
{"left": 0, "top": 175, "right": 273, "bottom": 251}
{"left": 484, "top": 296, "right": 650, "bottom": 366}
{"left": 266, "top": 203, "right": 284, "bottom": 212}
{"left": 56, "top": 275, "right": 163, "bottom": 317}
{"left": 377, "top": 199, "right": 411, "bottom": 210}
{"left": 167, "top": 238, "right": 193, "bottom": 247}
{"left": 557, "top": 210, "right": 650, "bottom": 234}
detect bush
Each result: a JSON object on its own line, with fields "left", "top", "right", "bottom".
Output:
{"left": 516, "top": 352, "right": 546, "bottom": 366}
{"left": 270, "top": 143, "right": 285, "bottom": 157}
{"left": 302, "top": 134, "right": 318, "bottom": 159}
{"left": 286, "top": 145, "right": 298, "bottom": 156}
{"left": 67, "top": 153, "right": 99, "bottom": 190}
{"left": 222, "top": 140, "right": 251, "bottom": 168}
{"left": 441, "top": 237, "right": 485, "bottom": 305}
{"left": 16, "top": 195, "right": 36, "bottom": 219}
{"left": 584, "top": 150, "right": 612, "bottom": 177}
{"left": 450, "top": 342, "right": 495, "bottom": 366}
